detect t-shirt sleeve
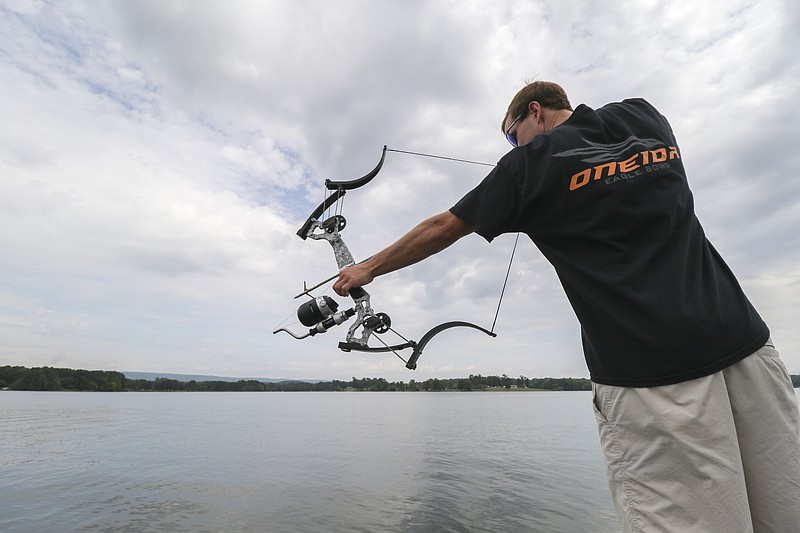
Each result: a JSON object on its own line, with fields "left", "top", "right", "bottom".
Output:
{"left": 450, "top": 162, "right": 521, "bottom": 243}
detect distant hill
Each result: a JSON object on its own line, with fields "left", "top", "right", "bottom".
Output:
{"left": 123, "top": 371, "right": 312, "bottom": 383}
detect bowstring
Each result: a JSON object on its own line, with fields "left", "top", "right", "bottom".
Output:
{"left": 491, "top": 232, "right": 519, "bottom": 333}
{"left": 385, "top": 148, "right": 496, "bottom": 167}
{"left": 387, "top": 147, "right": 517, "bottom": 335}
{"left": 317, "top": 147, "right": 518, "bottom": 345}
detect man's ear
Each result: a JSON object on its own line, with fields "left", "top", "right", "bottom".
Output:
{"left": 528, "top": 100, "right": 541, "bottom": 120}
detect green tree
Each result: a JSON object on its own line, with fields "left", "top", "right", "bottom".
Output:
{"left": 13, "top": 367, "right": 61, "bottom": 391}
{"left": 154, "top": 377, "right": 182, "bottom": 391}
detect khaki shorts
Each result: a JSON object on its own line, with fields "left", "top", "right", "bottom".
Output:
{"left": 593, "top": 341, "right": 800, "bottom": 532}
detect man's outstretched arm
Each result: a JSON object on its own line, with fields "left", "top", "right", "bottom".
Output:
{"left": 332, "top": 211, "right": 473, "bottom": 296}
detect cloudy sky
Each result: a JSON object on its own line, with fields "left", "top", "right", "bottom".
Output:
{"left": 1, "top": 0, "right": 798, "bottom": 382}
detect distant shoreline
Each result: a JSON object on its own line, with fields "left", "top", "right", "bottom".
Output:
{"left": 2, "top": 365, "right": 799, "bottom": 392}
{"left": 1, "top": 365, "right": 594, "bottom": 392}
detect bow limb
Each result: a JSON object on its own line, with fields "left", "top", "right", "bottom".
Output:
{"left": 404, "top": 321, "right": 497, "bottom": 370}
{"left": 324, "top": 145, "right": 387, "bottom": 190}
{"left": 338, "top": 340, "right": 416, "bottom": 353}
{"left": 296, "top": 146, "right": 387, "bottom": 239}
{"left": 296, "top": 188, "right": 346, "bottom": 239}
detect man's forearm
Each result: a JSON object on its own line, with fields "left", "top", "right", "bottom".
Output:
{"left": 362, "top": 211, "right": 472, "bottom": 277}
{"left": 333, "top": 211, "right": 472, "bottom": 296}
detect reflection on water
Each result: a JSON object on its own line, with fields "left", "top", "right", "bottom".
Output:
{"left": 2, "top": 391, "right": 622, "bottom": 532}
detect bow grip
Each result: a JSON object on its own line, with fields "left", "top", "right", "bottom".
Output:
{"left": 349, "top": 286, "right": 366, "bottom": 299}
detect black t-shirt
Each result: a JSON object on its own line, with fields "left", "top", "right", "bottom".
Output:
{"left": 451, "top": 98, "right": 769, "bottom": 386}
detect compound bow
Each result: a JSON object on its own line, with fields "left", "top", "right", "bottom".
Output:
{"left": 273, "top": 145, "right": 498, "bottom": 370}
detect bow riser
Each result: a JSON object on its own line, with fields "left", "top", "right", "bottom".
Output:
{"left": 304, "top": 218, "right": 379, "bottom": 347}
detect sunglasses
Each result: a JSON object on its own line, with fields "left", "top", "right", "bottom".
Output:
{"left": 504, "top": 113, "right": 525, "bottom": 147}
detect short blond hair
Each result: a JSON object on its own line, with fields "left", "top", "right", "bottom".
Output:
{"left": 502, "top": 81, "right": 573, "bottom": 132}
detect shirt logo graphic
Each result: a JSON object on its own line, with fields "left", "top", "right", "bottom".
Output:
{"left": 553, "top": 136, "right": 662, "bottom": 163}
{"left": 553, "top": 137, "right": 680, "bottom": 191}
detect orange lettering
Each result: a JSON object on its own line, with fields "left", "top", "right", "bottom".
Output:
{"left": 593, "top": 162, "right": 617, "bottom": 181}
{"left": 619, "top": 154, "right": 640, "bottom": 173}
{"left": 569, "top": 168, "right": 592, "bottom": 190}
{"left": 567, "top": 145, "right": 681, "bottom": 192}
{"left": 651, "top": 148, "right": 667, "bottom": 163}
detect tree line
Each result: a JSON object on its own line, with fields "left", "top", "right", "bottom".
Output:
{"left": 2, "top": 365, "right": 799, "bottom": 392}
{"left": 0, "top": 366, "right": 126, "bottom": 391}
{"left": 1, "top": 366, "right": 592, "bottom": 392}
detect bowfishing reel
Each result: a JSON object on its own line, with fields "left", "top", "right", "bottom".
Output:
{"left": 274, "top": 295, "right": 355, "bottom": 340}
{"left": 272, "top": 296, "right": 354, "bottom": 340}
{"left": 298, "top": 296, "right": 346, "bottom": 327}
{"left": 273, "top": 293, "right": 393, "bottom": 341}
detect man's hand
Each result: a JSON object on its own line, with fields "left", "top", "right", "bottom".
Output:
{"left": 333, "top": 264, "right": 374, "bottom": 296}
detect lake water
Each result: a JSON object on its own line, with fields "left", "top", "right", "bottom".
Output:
{"left": 3, "top": 391, "right": 620, "bottom": 532}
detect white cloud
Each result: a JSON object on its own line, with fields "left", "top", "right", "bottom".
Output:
{"left": 1, "top": 0, "right": 798, "bottom": 380}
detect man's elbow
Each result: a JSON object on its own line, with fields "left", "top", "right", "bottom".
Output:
{"left": 437, "top": 211, "right": 474, "bottom": 243}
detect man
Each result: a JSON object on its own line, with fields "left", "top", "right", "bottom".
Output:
{"left": 333, "top": 81, "right": 800, "bottom": 531}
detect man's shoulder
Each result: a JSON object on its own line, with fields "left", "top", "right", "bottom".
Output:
{"left": 567, "top": 99, "right": 659, "bottom": 126}
{"left": 600, "top": 97, "right": 656, "bottom": 113}
{"left": 596, "top": 98, "right": 669, "bottom": 128}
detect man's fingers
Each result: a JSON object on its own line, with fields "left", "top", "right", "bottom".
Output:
{"left": 332, "top": 274, "right": 349, "bottom": 296}
{"left": 334, "top": 265, "right": 371, "bottom": 297}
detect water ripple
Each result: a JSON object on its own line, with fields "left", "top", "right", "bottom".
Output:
{"left": 0, "top": 391, "right": 629, "bottom": 532}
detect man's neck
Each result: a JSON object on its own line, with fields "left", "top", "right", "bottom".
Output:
{"left": 545, "top": 109, "right": 573, "bottom": 132}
